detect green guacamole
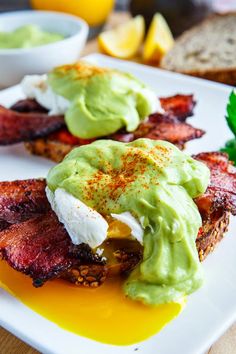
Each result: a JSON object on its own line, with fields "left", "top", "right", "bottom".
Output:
{"left": 47, "top": 139, "right": 210, "bottom": 305}
{"left": 0, "top": 25, "right": 64, "bottom": 49}
{"left": 48, "top": 62, "right": 157, "bottom": 139}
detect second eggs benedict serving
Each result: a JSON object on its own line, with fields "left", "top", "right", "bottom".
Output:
{"left": 22, "top": 62, "right": 161, "bottom": 139}
{"left": 0, "top": 61, "right": 204, "bottom": 162}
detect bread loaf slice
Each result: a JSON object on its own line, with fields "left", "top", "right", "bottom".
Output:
{"left": 161, "top": 13, "right": 236, "bottom": 85}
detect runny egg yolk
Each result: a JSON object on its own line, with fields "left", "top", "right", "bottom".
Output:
{"left": 107, "top": 218, "right": 132, "bottom": 238}
{"left": 0, "top": 220, "right": 185, "bottom": 345}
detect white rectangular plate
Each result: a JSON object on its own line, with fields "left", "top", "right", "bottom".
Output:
{"left": 0, "top": 54, "right": 236, "bottom": 354}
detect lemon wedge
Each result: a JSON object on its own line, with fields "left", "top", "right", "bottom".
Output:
{"left": 143, "top": 13, "right": 174, "bottom": 63}
{"left": 98, "top": 16, "right": 145, "bottom": 59}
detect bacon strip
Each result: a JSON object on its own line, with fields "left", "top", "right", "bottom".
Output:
{"left": 112, "top": 94, "right": 200, "bottom": 144}
{"left": 133, "top": 114, "right": 204, "bottom": 146}
{"left": 160, "top": 94, "right": 196, "bottom": 121}
{"left": 0, "top": 211, "right": 103, "bottom": 286}
{"left": 12, "top": 95, "right": 196, "bottom": 120}
{"left": 3, "top": 94, "right": 201, "bottom": 147}
{"left": 0, "top": 221, "right": 10, "bottom": 232}
{"left": 0, "top": 105, "right": 65, "bottom": 145}
{"left": 48, "top": 114, "right": 205, "bottom": 148}
{"left": 0, "top": 179, "right": 49, "bottom": 227}
{"left": 11, "top": 98, "right": 48, "bottom": 113}
{"left": 194, "top": 152, "right": 236, "bottom": 216}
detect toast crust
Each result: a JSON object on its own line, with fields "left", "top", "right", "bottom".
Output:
{"left": 25, "top": 139, "right": 73, "bottom": 163}
{"left": 196, "top": 211, "right": 230, "bottom": 261}
{"left": 161, "top": 13, "right": 236, "bottom": 85}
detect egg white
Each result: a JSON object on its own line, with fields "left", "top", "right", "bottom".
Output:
{"left": 111, "top": 212, "right": 144, "bottom": 244}
{"left": 46, "top": 187, "right": 108, "bottom": 248}
{"left": 21, "top": 74, "right": 69, "bottom": 115}
{"left": 46, "top": 188, "right": 144, "bottom": 248}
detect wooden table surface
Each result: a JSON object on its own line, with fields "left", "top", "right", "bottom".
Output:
{"left": 0, "top": 11, "right": 236, "bottom": 354}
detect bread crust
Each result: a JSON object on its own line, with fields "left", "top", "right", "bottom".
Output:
{"left": 65, "top": 211, "right": 230, "bottom": 285}
{"left": 161, "top": 13, "right": 236, "bottom": 85}
{"left": 25, "top": 139, "right": 73, "bottom": 163}
{"left": 196, "top": 211, "right": 230, "bottom": 261}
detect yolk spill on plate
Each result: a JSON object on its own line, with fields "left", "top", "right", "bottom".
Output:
{"left": 0, "top": 261, "right": 184, "bottom": 345}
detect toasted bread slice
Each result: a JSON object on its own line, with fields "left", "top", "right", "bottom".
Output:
{"left": 161, "top": 13, "right": 236, "bottom": 85}
{"left": 0, "top": 210, "right": 230, "bottom": 287}
{"left": 196, "top": 211, "right": 229, "bottom": 261}
{"left": 25, "top": 139, "right": 73, "bottom": 163}
{"left": 64, "top": 211, "right": 230, "bottom": 286}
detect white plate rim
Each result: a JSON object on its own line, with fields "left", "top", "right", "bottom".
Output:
{"left": 0, "top": 54, "right": 235, "bottom": 354}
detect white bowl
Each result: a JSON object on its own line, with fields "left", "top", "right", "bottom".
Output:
{"left": 0, "top": 10, "right": 89, "bottom": 87}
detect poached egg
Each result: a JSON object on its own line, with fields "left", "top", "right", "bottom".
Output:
{"left": 46, "top": 187, "right": 144, "bottom": 248}
{"left": 21, "top": 74, "right": 69, "bottom": 115}
{"left": 21, "top": 74, "right": 164, "bottom": 117}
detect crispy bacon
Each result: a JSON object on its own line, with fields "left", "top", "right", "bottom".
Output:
{"left": 133, "top": 114, "right": 204, "bottom": 146}
{"left": 12, "top": 95, "right": 196, "bottom": 120}
{"left": 2, "top": 94, "right": 202, "bottom": 147}
{"left": 194, "top": 152, "right": 236, "bottom": 216}
{"left": 114, "top": 94, "right": 199, "bottom": 144}
{"left": 49, "top": 129, "right": 95, "bottom": 146}
{"left": 160, "top": 94, "right": 196, "bottom": 120}
{"left": 0, "top": 210, "right": 141, "bottom": 287}
{"left": 0, "top": 179, "right": 49, "bottom": 227}
{"left": 0, "top": 221, "right": 10, "bottom": 232}
{"left": 50, "top": 115, "right": 205, "bottom": 148}
{"left": 11, "top": 99, "right": 48, "bottom": 113}
{"left": 0, "top": 211, "right": 104, "bottom": 286}
{"left": 0, "top": 105, "right": 65, "bottom": 145}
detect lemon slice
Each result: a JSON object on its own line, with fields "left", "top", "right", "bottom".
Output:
{"left": 98, "top": 16, "right": 145, "bottom": 59}
{"left": 143, "top": 13, "right": 174, "bottom": 63}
